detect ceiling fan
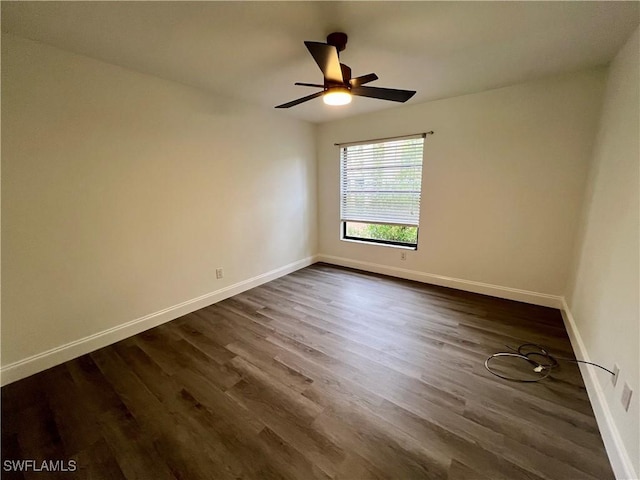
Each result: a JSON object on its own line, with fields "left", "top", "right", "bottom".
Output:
{"left": 275, "top": 32, "right": 416, "bottom": 109}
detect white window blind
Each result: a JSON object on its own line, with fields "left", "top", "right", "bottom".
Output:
{"left": 340, "top": 134, "right": 425, "bottom": 226}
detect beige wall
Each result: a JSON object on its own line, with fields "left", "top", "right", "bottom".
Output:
{"left": 1, "top": 34, "right": 317, "bottom": 367}
{"left": 567, "top": 27, "right": 639, "bottom": 477}
{"left": 317, "top": 70, "right": 605, "bottom": 296}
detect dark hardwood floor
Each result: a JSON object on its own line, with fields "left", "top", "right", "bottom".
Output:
{"left": 2, "top": 263, "right": 614, "bottom": 479}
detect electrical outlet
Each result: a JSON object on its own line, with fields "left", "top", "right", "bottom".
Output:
{"left": 612, "top": 364, "right": 620, "bottom": 386}
{"left": 621, "top": 383, "right": 633, "bottom": 412}
{"left": 216, "top": 268, "right": 224, "bottom": 279}
{"left": 400, "top": 252, "right": 407, "bottom": 261}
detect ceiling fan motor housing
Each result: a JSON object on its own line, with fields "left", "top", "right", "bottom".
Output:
{"left": 327, "top": 32, "right": 348, "bottom": 52}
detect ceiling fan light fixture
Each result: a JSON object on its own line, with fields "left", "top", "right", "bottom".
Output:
{"left": 275, "top": 33, "right": 416, "bottom": 109}
{"left": 323, "top": 87, "right": 352, "bottom": 106}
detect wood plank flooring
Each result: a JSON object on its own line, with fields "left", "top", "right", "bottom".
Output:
{"left": 2, "top": 263, "right": 614, "bottom": 479}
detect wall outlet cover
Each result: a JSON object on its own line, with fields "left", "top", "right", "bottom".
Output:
{"left": 612, "top": 364, "right": 620, "bottom": 386}
{"left": 621, "top": 382, "right": 633, "bottom": 412}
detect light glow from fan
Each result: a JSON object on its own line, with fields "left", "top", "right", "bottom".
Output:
{"left": 323, "top": 87, "right": 352, "bottom": 106}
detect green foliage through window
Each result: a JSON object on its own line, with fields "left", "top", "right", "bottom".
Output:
{"left": 345, "top": 222, "right": 418, "bottom": 245}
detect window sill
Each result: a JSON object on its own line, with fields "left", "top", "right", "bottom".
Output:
{"left": 340, "top": 237, "right": 418, "bottom": 250}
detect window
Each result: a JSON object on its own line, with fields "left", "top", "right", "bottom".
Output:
{"left": 340, "top": 134, "right": 425, "bottom": 248}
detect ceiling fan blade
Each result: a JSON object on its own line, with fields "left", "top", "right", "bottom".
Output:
{"left": 295, "top": 82, "right": 325, "bottom": 88}
{"left": 351, "top": 86, "right": 416, "bottom": 103}
{"left": 275, "top": 91, "right": 324, "bottom": 108}
{"left": 304, "top": 41, "right": 343, "bottom": 83}
{"left": 350, "top": 73, "right": 378, "bottom": 87}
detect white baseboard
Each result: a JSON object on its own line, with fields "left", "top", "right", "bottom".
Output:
{"left": 560, "top": 298, "right": 637, "bottom": 480}
{"left": 0, "top": 255, "right": 318, "bottom": 386}
{"left": 317, "top": 254, "right": 563, "bottom": 308}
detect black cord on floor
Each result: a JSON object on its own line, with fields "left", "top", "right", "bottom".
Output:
{"left": 484, "top": 343, "right": 615, "bottom": 382}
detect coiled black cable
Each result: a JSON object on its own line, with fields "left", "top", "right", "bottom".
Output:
{"left": 484, "top": 343, "right": 615, "bottom": 382}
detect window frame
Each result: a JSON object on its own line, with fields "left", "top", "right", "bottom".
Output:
{"left": 338, "top": 133, "right": 426, "bottom": 249}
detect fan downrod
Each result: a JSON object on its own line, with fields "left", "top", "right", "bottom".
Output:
{"left": 327, "top": 32, "right": 348, "bottom": 52}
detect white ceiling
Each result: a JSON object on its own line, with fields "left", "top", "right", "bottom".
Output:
{"left": 2, "top": 1, "right": 638, "bottom": 123}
